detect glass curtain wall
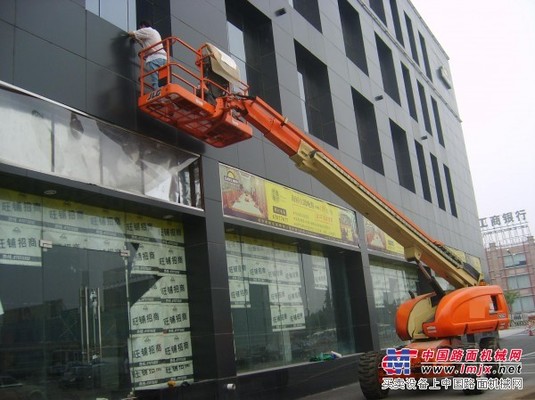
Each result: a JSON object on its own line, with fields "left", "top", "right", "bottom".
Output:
{"left": 369, "top": 260, "right": 418, "bottom": 348}
{"left": 86, "top": 0, "right": 137, "bottom": 31}
{"left": 0, "top": 85, "right": 201, "bottom": 398}
{"left": 0, "top": 188, "right": 193, "bottom": 399}
{"left": 0, "top": 86, "right": 202, "bottom": 209}
{"left": 225, "top": 231, "right": 354, "bottom": 372}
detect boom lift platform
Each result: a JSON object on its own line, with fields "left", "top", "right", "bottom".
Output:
{"left": 138, "top": 37, "right": 253, "bottom": 147}
{"left": 138, "top": 37, "right": 509, "bottom": 398}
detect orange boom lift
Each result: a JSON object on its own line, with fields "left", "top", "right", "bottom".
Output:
{"left": 137, "top": 37, "right": 509, "bottom": 398}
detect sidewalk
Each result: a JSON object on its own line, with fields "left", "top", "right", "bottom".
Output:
{"left": 500, "top": 325, "right": 530, "bottom": 338}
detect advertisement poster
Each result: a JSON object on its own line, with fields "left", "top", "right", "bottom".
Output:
{"left": 42, "top": 198, "right": 126, "bottom": 252}
{"left": 128, "top": 217, "right": 193, "bottom": 390}
{"left": 365, "top": 218, "right": 405, "bottom": 257}
{"left": 226, "top": 234, "right": 306, "bottom": 331}
{"left": 271, "top": 305, "right": 306, "bottom": 332}
{"left": 220, "top": 164, "right": 358, "bottom": 246}
{"left": 273, "top": 242, "right": 300, "bottom": 264}
{"left": 129, "top": 300, "right": 193, "bottom": 389}
{"left": 364, "top": 218, "right": 482, "bottom": 271}
{"left": 134, "top": 275, "right": 189, "bottom": 303}
{"left": 128, "top": 333, "right": 193, "bottom": 390}
{"left": 131, "top": 242, "right": 186, "bottom": 276}
{"left": 229, "top": 279, "right": 250, "bottom": 308}
{"left": 125, "top": 214, "right": 186, "bottom": 277}
{"left": 311, "top": 251, "right": 329, "bottom": 291}
{"left": 0, "top": 219, "right": 42, "bottom": 267}
{"left": 269, "top": 284, "right": 303, "bottom": 305}
{"left": 125, "top": 213, "right": 185, "bottom": 244}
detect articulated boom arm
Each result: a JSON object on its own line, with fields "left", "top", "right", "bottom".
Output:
{"left": 137, "top": 35, "right": 509, "bottom": 366}
{"left": 220, "top": 95, "right": 481, "bottom": 289}
{"left": 136, "top": 37, "right": 481, "bottom": 290}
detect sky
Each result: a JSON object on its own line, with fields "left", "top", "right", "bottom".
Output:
{"left": 410, "top": 0, "right": 535, "bottom": 235}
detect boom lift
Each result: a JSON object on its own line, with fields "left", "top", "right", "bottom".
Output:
{"left": 137, "top": 37, "right": 509, "bottom": 398}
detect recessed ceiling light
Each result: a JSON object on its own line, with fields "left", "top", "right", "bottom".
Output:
{"left": 44, "top": 189, "right": 57, "bottom": 195}
{"left": 162, "top": 214, "right": 173, "bottom": 220}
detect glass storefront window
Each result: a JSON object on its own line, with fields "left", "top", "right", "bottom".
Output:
{"left": 0, "top": 188, "right": 193, "bottom": 399}
{"left": 226, "top": 231, "right": 354, "bottom": 372}
{"left": 0, "top": 85, "right": 202, "bottom": 209}
{"left": 369, "top": 260, "right": 418, "bottom": 348}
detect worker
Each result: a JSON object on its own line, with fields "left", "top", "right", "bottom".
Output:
{"left": 128, "top": 20, "right": 167, "bottom": 90}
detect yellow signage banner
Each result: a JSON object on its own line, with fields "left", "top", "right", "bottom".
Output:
{"left": 220, "top": 164, "right": 358, "bottom": 246}
{"left": 365, "top": 218, "right": 405, "bottom": 257}
{"left": 365, "top": 218, "right": 482, "bottom": 271}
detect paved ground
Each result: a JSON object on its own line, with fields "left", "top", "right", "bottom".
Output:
{"left": 300, "top": 326, "right": 535, "bottom": 400}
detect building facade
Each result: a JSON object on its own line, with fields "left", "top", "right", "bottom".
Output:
{"left": 0, "top": 0, "right": 485, "bottom": 399}
{"left": 481, "top": 211, "right": 535, "bottom": 321}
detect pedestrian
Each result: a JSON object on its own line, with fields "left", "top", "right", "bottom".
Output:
{"left": 128, "top": 20, "right": 167, "bottom": 90}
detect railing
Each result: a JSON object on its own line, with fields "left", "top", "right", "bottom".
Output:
{"left": 138, "top": 37, "right": 249, "bottom": 100}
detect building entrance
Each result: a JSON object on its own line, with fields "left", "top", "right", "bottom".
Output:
{"left": 42, "top": 246, "right": 130, "bottom": 398}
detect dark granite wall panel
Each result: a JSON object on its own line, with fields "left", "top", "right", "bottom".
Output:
{"left": 0, "top": 20, "right": 15, "bottom": 83}
{"left": 14, "top": 28, "right": 86, "bottom": 110}
{"left": 16, "top": 0, "right": 86, "bottom": 57}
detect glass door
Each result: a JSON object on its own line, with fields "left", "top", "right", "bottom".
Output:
{"left": 42, "top": 246, "right": 130, "bottom": 399}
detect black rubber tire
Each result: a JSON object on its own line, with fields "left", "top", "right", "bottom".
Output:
{"left": 461, "top": 344, "right": 484, "bottom": 395}
{"left": 358, "top": 351, "right": 390, "bottom": 400}
{"left": 479, "top": 336, "right": 502, "bottom": 378}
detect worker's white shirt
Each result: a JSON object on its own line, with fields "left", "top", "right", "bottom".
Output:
{"left": 132, "top": 27, "right": 167, "bottom": 62}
